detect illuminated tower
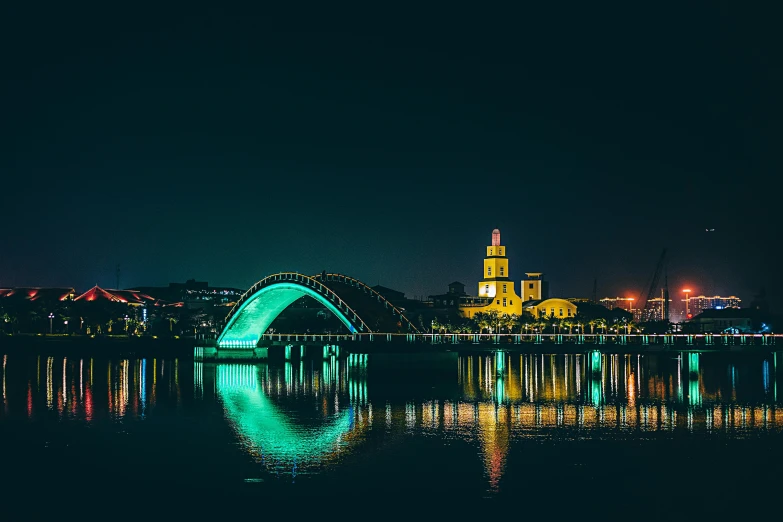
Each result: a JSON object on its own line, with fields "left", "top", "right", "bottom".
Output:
{"left": 475, "top": 229, "right": 522, "bottom": 315}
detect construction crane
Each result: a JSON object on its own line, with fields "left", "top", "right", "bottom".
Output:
{"left": 638, "top": 248, "right": 668, "bottom": 322}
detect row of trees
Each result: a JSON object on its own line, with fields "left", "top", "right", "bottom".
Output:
{"left": 429, "top": 309, "right": 643, "bottom": 335}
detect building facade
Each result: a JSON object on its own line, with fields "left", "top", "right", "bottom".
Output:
{"left": 521, "top": 273, "right": 549, "bottom": 302}
{"left": 599, "top": 297, "right": 635, "bottom": 312}
{"left": 460, "top": 229, "right": 522, "bottom": 318}
{"left": 683, "top": 295, "right": 741, "bottom": 318}
{"left": 685, "top": 308, "right": 755, "bottom": 333}
{"left": 640, "top": 297, "right": 672, "bottom": 322}
{"left": 523, "top": 298, "right": 577, "bottom": 319}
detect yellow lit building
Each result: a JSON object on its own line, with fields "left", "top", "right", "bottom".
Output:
{"left": 458, "top": 229, "right": 577, "bottom": 320}
{"left": 522, "top": 297, "right": 577, "bottom": 319}
{"left": 459, "top": 229, "right": 522, "bottom": 318}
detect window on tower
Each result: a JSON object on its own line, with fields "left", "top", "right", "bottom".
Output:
{"left": 503, "top": 284, "right": 507, "bottom": 293}
{"left": 529, "top": 283, "right": 534, "bottom": 289}
{"left": 503, "top": 298, "right": 507, "bottom": 307}
{"left": 499, "top": 248, "right": 503, "bottom": 256}
{"left": 485, "top": 284, "right": 489, "bottom": 293}
{"left": 487, "top": 267, "right": 492, "bottom": 276}
{"left": 500, "top": 267, "right": 505, "bottom": 276}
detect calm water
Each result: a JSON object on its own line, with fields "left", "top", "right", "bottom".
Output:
{"left": 2, "top": 349, "right": 782, "bottom": 515}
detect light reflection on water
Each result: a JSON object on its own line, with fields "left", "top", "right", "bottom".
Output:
{"left": 201, "top": 351, "right": 783, "bottom": 490}
{"left": 1, "top": 350, "right": 782, "bottom": 496}
{"left": 0, "top": 355, "right": 183, "bottom": 421}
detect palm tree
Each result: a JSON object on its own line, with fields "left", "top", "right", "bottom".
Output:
{"left": 595, "top": 318, "right": 607, "bottom": 334}
{"left": 561, "top": 319, "right": 574, "bottom": 335}
{"left": 485, "top": 310, "right": 501, "bottom": 333}
{"left": 574, "top": 313, "right": 588, "bottom": 335}
{"left": 473, "top": 312, "right": 491, "bottom": 334}
{"left": 508, "top": 313, "right": 521, "bottom": 334}
{"left": 498, "top": 313, "right": 512, "bottom": 333}
{"left": 431, "top": 317, "right": 442, "bottom": 333}
{"left": 550, "top": 316, "right": 562, "bottom": 334}
{"left": 535, "top": 314, "right": 547, "bottom": 333}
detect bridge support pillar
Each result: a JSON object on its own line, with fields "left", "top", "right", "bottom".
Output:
{"left": 285, "top": 345, "right": 293, "bottom": 360}
{"left": 300, "top": 345, "right": 306, "bottom": 358}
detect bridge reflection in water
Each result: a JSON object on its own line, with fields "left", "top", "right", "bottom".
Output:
{"left": 193, "top": 350, "right": 783, "bottom": 490}
{"left": 1, "top": 350, "right": 781, "bottom": 495}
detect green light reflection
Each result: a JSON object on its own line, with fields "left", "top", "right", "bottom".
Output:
{"left": 216, "top": 363, "right": 354, "bottom": 469}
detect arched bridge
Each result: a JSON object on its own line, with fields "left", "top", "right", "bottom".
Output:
{"left": 217, "top": 272, "right": 419, "bottom": 347}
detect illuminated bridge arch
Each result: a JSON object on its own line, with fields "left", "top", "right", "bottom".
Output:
{"left": 217, "top": 272, "right": 419, "bottom": 347}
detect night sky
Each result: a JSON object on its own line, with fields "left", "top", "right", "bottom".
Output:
{"left": 2, "top": 3, "right": 780, "bottom": 311}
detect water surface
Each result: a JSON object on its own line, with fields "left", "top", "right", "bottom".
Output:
{"left": 2, "top": 350, "right": 782, "bottom": 515}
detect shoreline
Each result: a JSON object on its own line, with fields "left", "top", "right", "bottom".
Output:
{"left": 0, "top": 334, "right": 195, "bottom": 357}
{"left": 1, "top": 334, "right": 778, "bottom": 358}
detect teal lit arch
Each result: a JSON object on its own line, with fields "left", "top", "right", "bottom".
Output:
{"left": 217, "top": 273, "right": 370, "bottom": 347}
{"left": 218, "top": 272, "right": 420, "bottom": 347}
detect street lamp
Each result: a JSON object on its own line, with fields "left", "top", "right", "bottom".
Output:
{"left": 48, "top": 313, "right": 54, "bottom": 334}
{"left": 683, "top": 289, "right": 691, "bottom": 319}
{"left": 64, "top": 320, "right": 68, "bottom": 334}
{"left": 124, "top": 315, "right": 129, "bottom": 332}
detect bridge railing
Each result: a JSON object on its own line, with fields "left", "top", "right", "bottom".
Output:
{"left": 317, "top": 273, "right": 420, "bottom": 333}
{"left": 255, "top": 332, "right": 780, "bottom": 347}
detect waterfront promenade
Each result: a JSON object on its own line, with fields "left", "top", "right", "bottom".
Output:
{"left": 196, "top": 332, "right": 782, "bottom": 361}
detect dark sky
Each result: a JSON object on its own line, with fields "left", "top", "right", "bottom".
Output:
{"left": 2, "top": 2, "right": 781, "bottom": 311}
